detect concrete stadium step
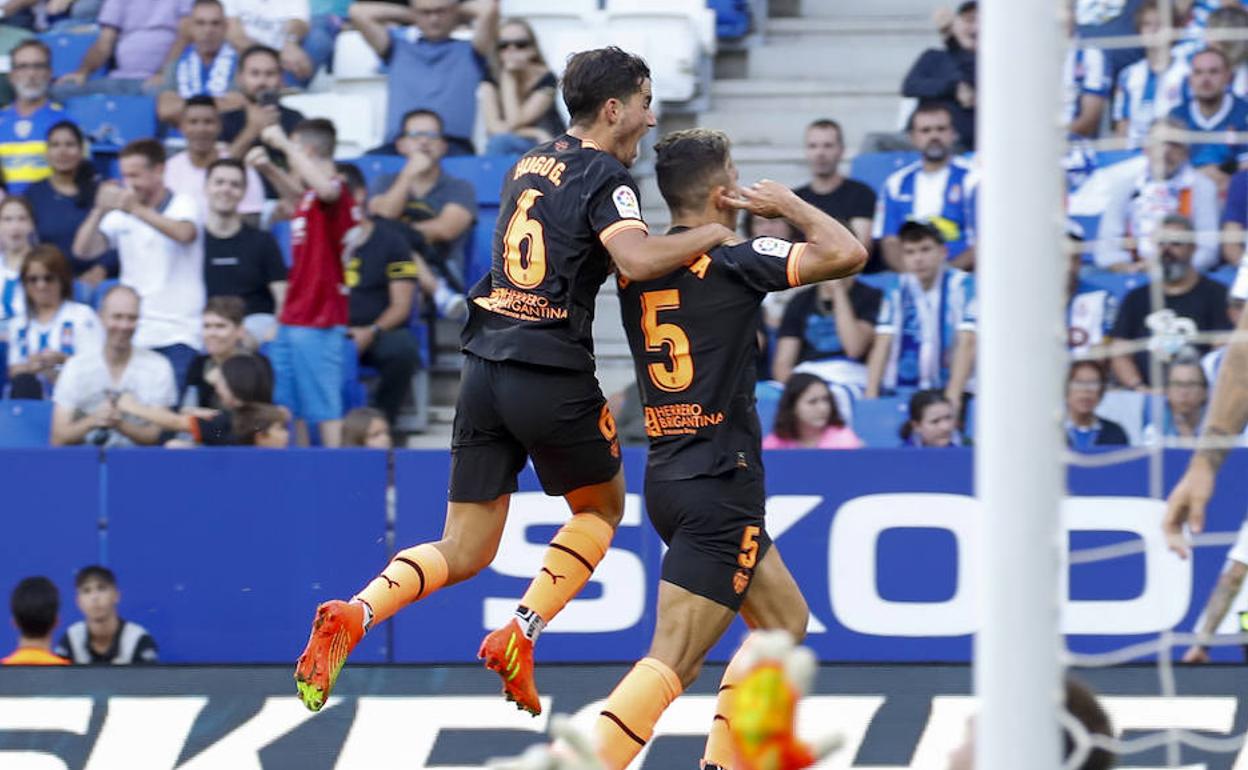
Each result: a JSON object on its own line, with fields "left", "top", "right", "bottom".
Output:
{"left": 792, "top": 0, "right": 935, "bottom": 19}
{"left": 730, "top": 145, "right": 809, "bottom": 188}
{"left": 705, "top": 80, "right": 901, "bottom": 153}
{"left": 748, "top": 28, "right": 934, "bottom": 86}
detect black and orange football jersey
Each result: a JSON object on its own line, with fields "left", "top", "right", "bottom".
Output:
{"left": 462, "top": 134, "right": 648, "bottom": 372}
{"left": 618, "top": 227, "right": 805, "bottom": 480}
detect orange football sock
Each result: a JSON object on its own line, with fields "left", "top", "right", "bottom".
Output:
{"left": 353, "top": 543, "right": 449, "bottom": 630}
{"left": 703, "top": 645, "right": 753, "bottom": 768}
{"left": 514, "top": 513, "right": 614, "bottom": 636}
{"left": 594, "top": 657, "right": 684, "bottom": 770}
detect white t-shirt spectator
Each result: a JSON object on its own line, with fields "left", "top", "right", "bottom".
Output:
{"left": 222, "top": 0, "right": 310, "bottom": 49}
{"left": 100, "top": 193, "right": 205, "bottom": 350}
{"left": 52, "top": 346, "right": 177, "bottom": 447}
{"left": 164, "top": 147, "right": 265, "bottom": 216}
{"left": 7, "top": 301, "right": 103, "bottom": 368}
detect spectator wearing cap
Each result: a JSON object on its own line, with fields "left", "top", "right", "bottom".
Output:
{"left": 54, "top": 565, "right": 157, "bottom": 665}
{"left": 1066, "top": 359, "right": 1129, "bottom": 450}
{"left": 51, "top": 284, "right": 177, "bottom": 446}
{"left": 1167, "top": 47, "right": 1248, "bottom": 191}
{"left": 1065, "top": 224, "right": 1116, "bottom": 357}
{"left": 1063, "top": 9, "right": 1111, "bottom": 138}
{"left": 156, "top": 0, "right": 246, "bottom": 125}
{"left": 1095, "top": 118, "right": 1219, "bottom": 273}
{"left": 873, "top": 102, "right": 977, "bottom": 272}
{"left": 865, "top": 221, "right": 976, "bottom": 408}
{"left": 0, "top": 40, "right": 68, "bottom": 194}
{"left": 164, "top": 96, "right": 266, "bottom": 217}
{"left": 369, "top": 109, "right": 477, "bottom": 283}
{"left": 1112, "top": 1, "right": 1188, "bottom": 149}
{"left": 794, "top": 119, "right": 876, "bottom": 250}
{"left": 902, "top": 1, "right": 977, "bottom": 151}
{"left": 54, "top": 0, "right": 192, "bottom": 98}
{"left": 1109, "top": 214, "right": 1231, "bottom": 388}
{"left": 478, "top": 17, "right": 565, "bottom": 156}
{"left": 340, "top": 162, "right": 422, "bottom": 431}
{"left": 2, "top": 577, "right": 68, "bottom": 666}
{"left": 350, "top": 0, "right": 499, "bottom": 156}
{"left": 73, "top": 139, "right": 205, "bottom": 390}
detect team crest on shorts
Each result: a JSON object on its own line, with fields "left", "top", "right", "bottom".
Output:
{"left": 733, "top": 568, "right": 752, "bottom": 595}
{"left": 613, "top": 185, "right": 641, "bottom": 220}
{"left": 752, "top": 237, "right": 792, "bottom": 259}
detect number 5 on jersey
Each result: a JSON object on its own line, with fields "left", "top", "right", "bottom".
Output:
{"left": 641, "top": 289, "right": 693, "bottom": 392}
{"left": 503, "top": 188, "right": 547, "bottom": 289}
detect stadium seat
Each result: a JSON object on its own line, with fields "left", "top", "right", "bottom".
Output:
{"left": 603, "top": 0, "right": 715, "bottom": 103}
{"left": 332, "top": 29, "right": 385, "bottom": 79}
{"left": 707, "top": 0, "right": 752, "bottom": 40}
{"left": 352, "top": 154, "right": 406, "bottom": 193}
{"left": 280, "top": 92, "right": 381, "bottom": 158}
{"left": 852, "top": 395, "right": 909, "bottom": 448}
{"left": 64, "top": 94, "right": 157, "bottom": 152}
{"left": 500, "top": 0, "right": 602, "bottom": 79}
{"left": 755, "top": 380, "right": 783, "bottom": 436}
{"left": 0, "top": 399, "right": 52, "bottom": 447}
{"left": 39, "top": 27, "right": 101, "bottom": 80}
{"left": 1096, "top": 389, "right": 1146, "bottom": 446}
{"left": 857, "top": 271, "right": 898, "bottom": 294}
{"left": 270, "top": 219, "right": 292, "bottom": 268}
{"left": 1079, "top": 269, "right": 1148, "bottom": 302}
{"left": 1209, "top": 263, "right": 1238, "bottom": 288}
{"left": 850, "top": 152, "right": 920, "bottom": 195}
{"left": 0, "top": 341, "right": 6, "bottom": 394}
{"left": 443, "top": 154, "right": 516, "bottom": 206}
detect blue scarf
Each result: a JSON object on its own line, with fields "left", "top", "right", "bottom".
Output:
{"left": 176, "top": 43, "right": 238, "bottom": 98}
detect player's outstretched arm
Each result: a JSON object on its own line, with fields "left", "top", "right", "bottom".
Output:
{"left": 728, "top": 181, "right": 868, "bottom": 285}
{"left": 605, "top": 223, "right": 738, "bottom": 282}
{"left": 1165, "top": 307, "right": 1248, "bottom": 556}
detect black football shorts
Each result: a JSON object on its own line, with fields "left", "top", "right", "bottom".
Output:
{"left": 449, "top": 353, "right": 621, "bottom": 502}
{"left": 644, "top": 467, "right": 772, "bottom": 611}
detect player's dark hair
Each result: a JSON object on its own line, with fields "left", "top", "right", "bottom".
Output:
{"left": 74, "top": 565, "right": 116, "bottom": 589}
{"left": 907, "top": 100, "right": 954, "bottom": 132}
{"left": 233, "top": 402, "right": 289, "bottom": 445}
{"left": 898, "top": 220, "right": 945, "bottom": 246}
{"left": 899, "top": 389, "right": 952, "bottom": 442}
{"left": 10, "top": 576, "right": 58, "bottom": 638}
{"left": 292, "top": 118, "right": 336, "bottom": 159}
{"left": 342, "top": 407, "right": 387, "bottom": 447}
{"left": 1063, "top": 677, "right": 1116, "bottom": 770}
{"left": 220, "top": 353, "right": 274, "bottom": 404}
{"left": 806, "top": 118, "right": 843, "bottom": 144}
{"left": 772, "top": 373, "right": 845, "bottom": 440}
{"left": 400, "top": 108, "right": 445, "bottom": 136}
{"left": 335, "top": 162, "right": 367, "bottom": 198}
{"left": 207, "top": 157, "right": 246, "bottom": 187}
{"left": 204, "top": 295, "right": 246, "bottom": 327}
{"left": 654, "top": 128, "right": 733, "bottom": 216}
{"left": 10, "top": 38, "right": 50, "bottom": 65}
{"left": 46, "top": 121, "right": 98, "bottom": 208}
{"left": 184, "top": 94, "right": 219, "bottom": 113}
{"left": 1067, "top": 359, "right": 1107, "bottom": 397}
{"left": 193, "top": 0, "right": 224, "bottom": 8}
{"left": 21, "top": 244, "right": 74, "bottom": 305}
{"left": 119, "top": 138, "right": 166, "bottom": 168}
{"left": 239, "top": 44, "right": 281, "bottom": 70}
{"left": 561, "top": 46, "right": 651, "bottom": 126}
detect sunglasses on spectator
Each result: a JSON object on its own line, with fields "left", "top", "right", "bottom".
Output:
{"left": 23, "top": 274, "right": 56, "bottom": 285}
{"left": 498, "top": 39, "right": 533, "bottom": 51}
{"left": 404, "top": 130, "right": 441, "bottom": 140}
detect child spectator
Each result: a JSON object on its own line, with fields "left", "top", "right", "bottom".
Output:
{"left": 2, "top": 576, "right": 67, "bottom": 665}
{"left": 118, "top": 351, "right": 272, "bottom": 444}
{"left": 55, "top": 565, "right": 157, "bottom": 665}
{"left": 342, "top": 405, "right": 392, "bottom": 448}
{"left": 478, "top": 17, "right": 564, "bottom": 156}
{"left": 368, "top": 109, "right": 477, "bottom": 282}
{"left": 156, "top": 0, "right": 244, "bottom": 124}
{"left": 25, "top": 122, "right": 110, "bottom": 281}
{"left": 232, "top": 401, "right": 290, "bottom": 446}
{"left": 1065, "top": 359, "right": 1129, "bottom": 450}
{"left": 0, "top": 40, "right": 66, "bottom": 193}
{"left": 183, "top": 295, "right": 249, "bottom": 407}
{"left": 7, "top": 245, "right": 102, "bottom": 399}
{"left": 900, "top": 388, "right": 964, "bottom": 447}
{"left": 0, "top": 196, "right": 38, "bottom": 334}
{"left": 248, "top": 119, "right": 359, "bottom": 446}
{"left": 762, "top": 373, "right": 862, "bottom": 449}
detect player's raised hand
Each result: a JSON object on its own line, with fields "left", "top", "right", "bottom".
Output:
{"left": 1163, "top": 456, "right": 1216, "bottom": 559}
{"left": 723, "top": 180, "right": 800, "bottom": 219}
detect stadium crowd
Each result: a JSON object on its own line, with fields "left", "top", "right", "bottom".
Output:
{"left": 0, "top": 0, "right": 1241, "bottom": 452}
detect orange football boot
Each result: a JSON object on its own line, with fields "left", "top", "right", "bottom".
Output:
{"left": 294, "top": 600, "right": 365, "bottom": 712}
{"left": 479, "top": 618, "right": 542, "bottom": 715}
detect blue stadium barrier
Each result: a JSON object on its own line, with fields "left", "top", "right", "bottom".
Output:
{"left": 852, "top": 395, "right": 908, "bottom": 447}
{"left": 857, "top": 270, "right": 898, "bottom": 293}
{"left": 104, "top": 448, "right": 390, "bottom": 663}
{"left": 1210, "top": 262, "right": 1238, "bottom": 288}
{"left": 1080, "top": 268, "right": 1149, "bottom": 301}
{"left": 65, "top": 94, "right": 157, "bottom": 152}
{"left": 850, "top": 151, "right": 920, "bottom": 195}
{"left": 0, "top": 398, "right": 53, "bottom": 447}
{"left": 0, "top": 447, "right": 101, "bottom": 657}
{"left": 39, "top": 27, "right": 103, "bottom": 80}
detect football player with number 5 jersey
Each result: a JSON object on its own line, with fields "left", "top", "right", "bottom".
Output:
{"left": 294, "top": 47, "right": 740, "bottom": 718}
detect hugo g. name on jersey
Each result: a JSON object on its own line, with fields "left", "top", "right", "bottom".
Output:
{"left": 618, "top": 231, "right": 805, "bottom": 480}
{"left": 462, "top": 134, "right": 648, "bottom": 372}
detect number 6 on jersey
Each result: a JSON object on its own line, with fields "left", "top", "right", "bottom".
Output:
{"left": 502, "top": 188, "right": 547, "bottom": 289}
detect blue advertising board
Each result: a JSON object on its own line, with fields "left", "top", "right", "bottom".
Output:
{"left": 1, "top": 447, "right": 1247, "bottom": 664}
